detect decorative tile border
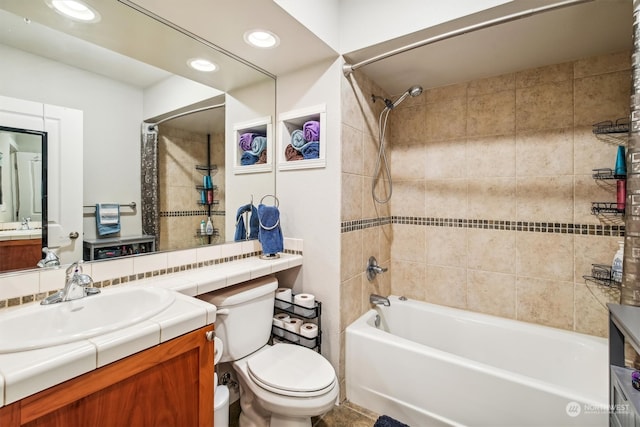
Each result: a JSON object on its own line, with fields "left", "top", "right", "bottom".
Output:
{"left": 0, "top": 248, "right": 303, "bottom": 310}
{"left": 341, "top": 216, "right": 625, "bottom": 237}
{"left": 160, "top": 210, "right": 225, "bottom": 217}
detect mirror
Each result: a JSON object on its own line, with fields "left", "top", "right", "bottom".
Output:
{"left": 0, "top": 0, "right": 275, "bottom": 273}
{"left": 0, "top": 126, "right": 47, "bottom": 272}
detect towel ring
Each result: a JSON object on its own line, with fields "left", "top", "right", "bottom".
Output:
{"left": 259, "top": 194, "right": 279, "bottom": 208}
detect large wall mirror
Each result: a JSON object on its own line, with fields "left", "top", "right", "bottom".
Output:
{"left": 0, "top": 0, "right": 275, "bottom": 274}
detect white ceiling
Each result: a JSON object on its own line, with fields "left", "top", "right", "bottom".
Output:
{"left": 126, "top": 0, "right": 632, "bottom": 97}
{"left": 342, "top": 0, "right": 633, "bottom": 95}
{"left": 0, "top": 0, "right": 633, "bottom": 128}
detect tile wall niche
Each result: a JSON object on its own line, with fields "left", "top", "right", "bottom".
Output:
{"left": 158, "top": 125, "right": 226, "bottom": 250}
{"left": 339, "top": 49, "right": 632, "bottom": 385}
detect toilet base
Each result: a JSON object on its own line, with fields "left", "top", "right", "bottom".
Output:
{"left": 269, "top": 414, "right": 312, "bottom": 427}
{"left": 238, "top": 410, "right": 312, "bottom": 427}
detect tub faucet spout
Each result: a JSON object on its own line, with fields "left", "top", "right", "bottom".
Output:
{"left": 370, "top": 294, "right": 390, "bottom": 306}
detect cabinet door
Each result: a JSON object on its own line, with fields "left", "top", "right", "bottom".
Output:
{"left": 0, "top": 403, "right": 19, "bottom": 426}
{"left": 18, "top": 326, "right": 214, "bottom": 427}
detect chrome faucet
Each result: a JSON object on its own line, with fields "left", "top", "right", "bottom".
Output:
{"left": 20, "top": 217, "right": 31, "bottom": 230}
{"left": 37, "top": 247, "right": 60, "bottom": 268}
{"left": 369, "top": 294, "right": 390, "bottom": 306}
{"left": 366, "top": 256, "right": 388, "bottom": 282}
{"left": 41, "top": 261, "right": 100, "bottom": 305}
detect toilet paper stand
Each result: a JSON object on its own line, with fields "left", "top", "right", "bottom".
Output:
{"left": 271, "top": 294, "right": 322, "bottom": 353}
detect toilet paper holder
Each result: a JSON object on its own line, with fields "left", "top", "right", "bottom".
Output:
{"left": 272, "top": 295, "right": 322, "bottom": 353}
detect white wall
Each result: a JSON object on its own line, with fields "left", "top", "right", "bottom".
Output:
{"left": 273, "top": 0, "right": 341, "bottom": 51}
{"left": 225, "top": 79, "right": 277, "bottom": 239}
{"left": 143, "top": 75, "right": 222, "bottom": 120}
{"left": 0, "top": 43, "right": 144, "bottom": 241}
{"left": 275, "top": 58, "right": 342, "bottom": 370}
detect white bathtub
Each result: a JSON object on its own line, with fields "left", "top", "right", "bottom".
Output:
{"left": 346, "top": 296, "right": 608, "bottom": 427}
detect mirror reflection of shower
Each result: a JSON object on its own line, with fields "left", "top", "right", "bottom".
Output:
{"left": 145, "top": 101, "right": 226, "bottom": 251}
{"left": 370, "top": 85, "right": 423, "bottom": 204}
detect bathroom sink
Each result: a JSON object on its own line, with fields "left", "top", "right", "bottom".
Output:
{"left": 0, "top": 286, "right": 176, "bottom": 353}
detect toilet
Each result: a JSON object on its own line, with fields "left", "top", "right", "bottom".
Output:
{"left": 199, "top": 276, "right": 338, "bottom": 427}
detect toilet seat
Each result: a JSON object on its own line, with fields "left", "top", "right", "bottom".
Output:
{"left": 247, "top": 343, "right": 336, "bottom": 397}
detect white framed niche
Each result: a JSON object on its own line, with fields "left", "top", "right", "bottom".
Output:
{"left": 232, "top": 116, "right": 273, "bottom": 175}
{"left": 278, "top": 104, "right": 326, "bottom": 171}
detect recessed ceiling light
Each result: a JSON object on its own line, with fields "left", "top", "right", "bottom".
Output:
{"left": 244, "top": 30, "right": 280, "bottom": 49}
{"left": 45, "top": 0, "right": 101, "bottom": 23}
{"left": 187, "top": 58, "right": 218, "bottom": 72}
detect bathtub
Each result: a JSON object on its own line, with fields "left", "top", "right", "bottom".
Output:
{"left": 346, "top": 296, "right": 609, "bottom": 427}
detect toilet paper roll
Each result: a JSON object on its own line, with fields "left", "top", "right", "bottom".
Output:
{"left": 300, "top": 323, "right": 318, "bottom": 339}
{"left": 272, "top": 313, "right": 290, "bottom": 337}
{"left": 276, "top": 287, "right": 292, "bottom": 302}
{"left": 214, "top": 336, "right": 223, "bottom": 365}
{"left": 273, "top": 313, "right": 290, "bottom": 326}
{"left": 275, "top": 288, "right": 292, "bottom": 309}
{"left": 294, "top": 293, "right": 316, "bottom": 317}
{"left": 283, "top": 317, "right": 303, "bottom": 342}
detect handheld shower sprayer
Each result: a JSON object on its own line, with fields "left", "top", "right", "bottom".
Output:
{"left": 391, "top": 85, "right": 423, "bottom": 108}
{"left": 371, "top": 85, "right": 423, "bottom": 110}
{"left": 370, "top": 83, "right": 423, "bottom": 204}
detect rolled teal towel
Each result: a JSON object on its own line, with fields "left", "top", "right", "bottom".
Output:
{"left": 241, "top": 151, "right": 259, "bottom": 165}
{"left": 250, "top": 136, "right": 267, "bottom": 156}
{"left": 301, "top": 142, "right": 319, "bottom": 159}
{"left": 291, "top": 129, "right": 306, "bottom": 150}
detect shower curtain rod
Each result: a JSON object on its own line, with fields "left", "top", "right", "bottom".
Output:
{"left": 148, "top": 103, "right": 226, "bottom": 128}
{"left": 342, "top": 0, "right": 594, "bottom": 76}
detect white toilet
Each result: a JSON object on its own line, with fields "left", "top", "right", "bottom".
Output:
{"left": 199, "top": 276, "right": 338, "bottom": 427}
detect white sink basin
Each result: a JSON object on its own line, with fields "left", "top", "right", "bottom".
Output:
{"left": 0, "top": 286, "right": 176, "bottom": 353}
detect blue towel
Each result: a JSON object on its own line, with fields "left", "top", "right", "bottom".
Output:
{"left": 234, "top": 204, "right": 259, "bottom": 241}
{"left": 291, "top": 129, "right": 306, "bottom": 150}
{"left": 96, "top": 203, "right": 120, "bottom": 236}
{"left": 301, "top": 142, "right": 320, "bottom": 159}
{"left": 250, "top": 136, "right": 267, "bottom": 156}
{"left": 241, "top": 151, "right": 259, "bottom": 165}
{"left": 257, "top": 204, "right": 283, "bottom": 255}
{"left": 373, "top": 415, "right": 409, "bottom": 427}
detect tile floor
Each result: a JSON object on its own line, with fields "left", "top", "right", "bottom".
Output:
{"left": 229, "top": 400, "right": 379, "bottom": 427}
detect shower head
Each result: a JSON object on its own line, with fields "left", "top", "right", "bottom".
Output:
{"left": 391, "top": 85, "right": 423, "bottom": 108}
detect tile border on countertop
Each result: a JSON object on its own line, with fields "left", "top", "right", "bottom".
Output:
{"left": 0, "top": 248, "right": 303, "bottom": 310}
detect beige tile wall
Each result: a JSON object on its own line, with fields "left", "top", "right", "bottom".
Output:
{"left": 385, "top": 51, "right": 631, "bottom": 338}
{"left": 339, "top": 71, "right": 393, "bottom": 400}
{"left": 158, "top": 126, "right": 225, "bottom": 250}
{"left": 337, "top": 50, "right": 629, "bottom": 402}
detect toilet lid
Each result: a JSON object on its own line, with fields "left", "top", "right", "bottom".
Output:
{"left": 247, "top": 344, "right": 335, "bottom": 396}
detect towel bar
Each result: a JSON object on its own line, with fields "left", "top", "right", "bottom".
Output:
{"left": 83, "top": 202, "right": 136, "bottom": 210}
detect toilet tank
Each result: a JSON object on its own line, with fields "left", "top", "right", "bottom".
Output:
{"left": 198, "top": 275, "right": 277, "bottom": 363}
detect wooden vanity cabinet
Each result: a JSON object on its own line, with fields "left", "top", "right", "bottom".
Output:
{"left": 0, "top": 239, "right": 42, "bottom": 272}
{"left": 0, "top": 325, "right": 214, "bottom": 427}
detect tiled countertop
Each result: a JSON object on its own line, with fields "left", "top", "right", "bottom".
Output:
{"left": 0, "top": 253, "right": 302, "bottom": 407}
{"left": 0, "top": 229, "right": 41, "bottom": 241}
